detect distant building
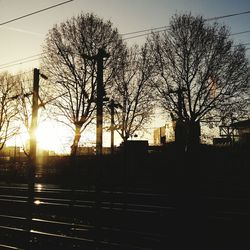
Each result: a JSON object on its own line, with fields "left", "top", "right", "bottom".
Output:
{"left": 153, "top": 122, "right": 175, "bottom": 145}
{"left": 166, "top": 121, "right": 176, "bottom": 143}
{"left": 153, "top": 126, "right": 166, "bottom": 145}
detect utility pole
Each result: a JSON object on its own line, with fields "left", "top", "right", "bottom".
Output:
{"left": 108, "top": 99, "right": 121, "bottom": 154}
{"left": 27, "top": 68, "right": 39, "bottom": 246}
{"left": 109, "top": 99, "right": 115, "bottom": 154}
{"left": 82, "top": 48, "right": 109, "bottom": 155}
{"left": 169, "top": 87, "right": 187, "bottom": 150}
{"left": 30, "top": 68, "right": 39, "bottom": 164}
{"left": 83, "top": 48, "right": 109, "bottom": 250}
{"left": 96, "top": 48, "right": 110, "bottom": 155}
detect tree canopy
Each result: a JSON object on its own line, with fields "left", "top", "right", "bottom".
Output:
{"left": 148, "top": 13, "right": 250, "bottom": 147}
{"left": 0, "top": 72, "right": 19, "bottom": 149}
{"left": 42, "top": 12, "right": 124, "bottom": 155}
{"left": 111, "top": 45, "right": 155, "bottom": 141}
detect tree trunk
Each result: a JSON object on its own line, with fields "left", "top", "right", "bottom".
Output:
{"left": 121, "top": 131, "right": 129, "bottom": 143}
{"left": 71, "top": 125, "right": 82, "bottom": 157}
{"left": 175, "top": 119, "right": 186, "bottom": 152}
{"left": 186, "top": 120, "right": 200, "bottom": 152}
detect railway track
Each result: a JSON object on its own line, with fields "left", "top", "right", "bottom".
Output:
{"left": 0, "top": 183, "right": 175, "bottom": 250}
{"left": 0, "top": 182, "right": 249, "bottom": 249}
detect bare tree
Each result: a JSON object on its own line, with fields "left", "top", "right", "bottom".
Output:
{"left": 16, "top": 73, "right": 32, "bottom": 155}
{"left": 15, "top": 71, "right": 51, "bottom": 156}
{"left": 148, "top": 13, "right": 250, "bottom": 148}
{"left": 42, "top": 13, "right": 124, "bottom": 156}
{"left": 111, "top": 45, "right": 155, "bottom": 142}
{"left": 217, "top": 91, "right": 250, "bottom": 126}
{"left": 0, "top": 72, "right": 19, "bottom": 150}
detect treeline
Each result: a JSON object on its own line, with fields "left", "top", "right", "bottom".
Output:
{"left": 0, "top": 12, "right": 249, "bottom": 156}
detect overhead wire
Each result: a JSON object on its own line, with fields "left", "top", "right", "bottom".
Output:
{"left": 0, "top": 37, "right": 250, "bottom": 70}
{"left": 121, "top": 26, "right": 169, "bottom": 36}
{"left": 0, "top": 53, "right": 44, "bottom": 68}
{"left": 123, "top": 28, "right": 168, "bottom": 40}
{"left": 3, "top": 35, "right": 250, "bottom": 71}
{"left": 0, "top": 0, "right": 74, "bottom": 26}
{"left": 0, "top": 57, "right": 42, "bottom": 70}
{"left": 204, "top": 10, "right": 250, "bottom": 21}
{"left": 0, "top": 0, "right": 73, "bottom": 71}
{"left": 1, "top": 9, "right": 250, "bottom": 70}
{"left": 231, "top": 30, "right": 250, "bottom": 36}
{"left": 2, "top": 36, "right": 250, "bottom": 71}
{"left": 1, "top": 7, "right": 249, "bottom": 149}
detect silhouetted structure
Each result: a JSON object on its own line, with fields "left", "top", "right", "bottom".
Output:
{"left": 218, "top": 119, "right": 250, "bottom": 146}
{"left": 213, "top": 137, "right": 232, "bottom": 146}
{"left": 231, "top": 119, "right": 250, "bottom": 145}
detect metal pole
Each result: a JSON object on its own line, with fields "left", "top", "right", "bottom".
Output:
{"left": 96, "top": 48, "right": 109, "bottom": 155}
{"left": 96, "top": 50, "right": 103, "bottom": 155}
{"left": 110, "top": 99, "right": 115, "bottom": 154}
{"left": 27, "top": 68, "right": 39, "bottom": 246}
{"left": 30, "top": 68, "right": 39, "bottom": 162}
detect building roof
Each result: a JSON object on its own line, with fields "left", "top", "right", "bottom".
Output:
{"left": 231, "top": 119, "right": 250, "bottom": 129}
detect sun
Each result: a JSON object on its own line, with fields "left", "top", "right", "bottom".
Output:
{"left": 36, "top": 121, "right": 69, "bottom": 153}
{"left": 12, "top": 120, "right": 115, "bottom": 155}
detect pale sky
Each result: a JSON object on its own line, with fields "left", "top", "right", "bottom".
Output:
{"left": 1, "top": 0, "right": 250, "bottom": 152}
{"left": 1, "top": 0, "right": 250, "bottom": 72}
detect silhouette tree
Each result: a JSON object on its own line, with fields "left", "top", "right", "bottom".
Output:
{"left": 0, "top": 72, "right": 19, "bottom": 150}
{"left": 42, "top": 13, "right": 124, "bottom": 156}
{"left": 217, "top": 91, "right": 250, "bottom": 126}
{"left": 16, "top": 73, "right": 32, "bottom": 155}
{"left": 148, "top": 13, "right": 250, "bottom": 149}
{"left": 111, "top": 45, "right": 155, "bottom": 141}
{"left": 15, "top": 72, "right": 52, "bottom": 156}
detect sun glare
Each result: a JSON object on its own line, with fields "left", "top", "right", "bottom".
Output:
{"left": 36, "top": 121, "right": 67, "bottom": 153}
{"left": 10, "top": 120, "right": 115, "bottom": 155}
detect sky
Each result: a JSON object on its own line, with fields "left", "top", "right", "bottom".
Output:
{"left": 0, "top": 0, "right": 250, "bottom": 72}
{"left": 0, "top": 0, "right": 250, "bottom": 153}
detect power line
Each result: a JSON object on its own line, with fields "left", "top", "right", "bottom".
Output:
{"left": 1, "top": 21, "right": 250, "bottom": 70}
{"left": 122, "top": 10, "right": 250, "bottom": 38}
{"left": 205, "top": 10, "right": 250, "bottom": 21}
{"left": 1, "top": 29, "right": 249, "bottom": 70}
{"left": 0, "top": 57, "right": 41, "bottom": 70}
{"left": 0, "top": 53, "right": 43, "bottom": 68}
{"left": 0, "top": 28, "right": 169, "bottom": 70}
{"left": 122, "top": 27, "right": 250, "bottom": 41}
{"left": 121, "top": 26, "right": 169, "bottom": 36}
{"left": 231, "top": 30, "right": 250, "bottom": 36}
{"left": 0, "top": 0, "right": 74, "bottom": 26}
{"left": 123, "top": 28, "right": 167, "bottom": 40}
{"left": 2, "top": 39, "right": 250, "bottom": 71}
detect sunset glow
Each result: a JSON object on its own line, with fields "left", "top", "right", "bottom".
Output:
{"left": 0, "top": 1, "right": 249, "bottom": 248}
{"left": 36, "top": 121, "right": 70, "bottom": 153}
